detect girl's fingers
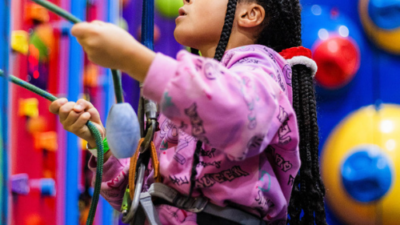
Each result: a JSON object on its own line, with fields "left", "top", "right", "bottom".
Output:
{"left": 69, "top": 112, "right": 91, "bottom": 134}
{"left": 49, "top": 98, "right": 68, "bottom": 114}
{"left": 91, "top": 20, "right": 106, "bottom": 26}
{"left": 63, "top": 110, "right": 81, "bottom": 130}
{"left": 59, "top": 102, "right": 78, "bottom": 122}
{"left": 73, "top": 99, "right": 102, "bottom": 125}
{"left": 87, "top": 107, "right": 102, "bottom": 125}
{"left": 74, "top": 99, "right": 94, "bottom": 113}
{"left": 71, "top": 22, "right": 91, "bottom": 38}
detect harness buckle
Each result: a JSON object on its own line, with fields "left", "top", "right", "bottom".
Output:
{"left": 185, "top": 197, "right": 209, "bottom": 213}
{"left": 173, "top": 192, "right": 209, "bottom": 213}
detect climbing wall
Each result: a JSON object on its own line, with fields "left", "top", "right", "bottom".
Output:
{"left": 300, "top": 0, "right": 400, "bottom": 224}
{"left": 10, "top": 0, "right": 61, "bottom": 224}
{"left": 9, "top": 0, "right": 119, "bottom": 224}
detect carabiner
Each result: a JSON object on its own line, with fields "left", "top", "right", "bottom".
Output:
{"left": 140, "top": 120, "right": 156, "bottom": 153}
{"left": 121, "top": 162, "right": 146, "bottom": 223}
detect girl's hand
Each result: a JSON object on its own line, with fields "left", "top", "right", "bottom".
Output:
{"left": 71, "top": 21, "right": 136, "bottom": 71}
{"left": 49, "top": 98, "right": 105, "bottom": 148}
{"left": 71, "top": 21, "right": 156, "bottom": 82}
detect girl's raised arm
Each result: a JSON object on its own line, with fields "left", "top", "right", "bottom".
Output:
{"left": 143, "top": 49, "right": 298, "bottom": 161}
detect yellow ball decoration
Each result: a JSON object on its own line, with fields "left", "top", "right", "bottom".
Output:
{"left": 359, "top": 0, "right": 400, "bottom": 54}
{"left": 322, "top": 104, "right": 400, "bottom": 225}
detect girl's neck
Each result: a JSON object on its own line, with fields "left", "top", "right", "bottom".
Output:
{"left": 198, "top": 27, "right": 257, "bottom": 58}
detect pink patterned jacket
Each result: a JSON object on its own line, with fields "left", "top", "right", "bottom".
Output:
{"left": 88, "top": 45, "right": 300, "bottom": 224}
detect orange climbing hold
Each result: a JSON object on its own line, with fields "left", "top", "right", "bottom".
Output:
{"left": 33, "top": 131, "right": 58, "bottom": 151}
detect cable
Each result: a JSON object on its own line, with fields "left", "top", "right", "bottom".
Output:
{"left": 112, "top": 69, "right": 124, "bottom": 103}
{"left": 0, "top": 70, "right": 103, "bottom": 225}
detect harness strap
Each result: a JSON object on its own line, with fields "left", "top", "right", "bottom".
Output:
{"left": 203, "top": 203, "right": 266, "bottom": 225}
{"left": 133, "top": 192, "right": 162, "bottom": 225}
{"left": 149, "top": 183, "right": 266, "bottom": 225}
{"left": 149, "top": 182, "right": 208, "bottom": 212}
{"left": 128, "top": 138, "right": 161, "bottom": 199}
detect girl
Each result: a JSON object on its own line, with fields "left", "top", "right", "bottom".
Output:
{"left": 49, "top": 0, "right": 327, "bottom": 224}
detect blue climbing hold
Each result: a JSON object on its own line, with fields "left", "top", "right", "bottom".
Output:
{"left": 40, "top": 178, "right": 56, "bottom": 196}
{"left": 341, "top": 145, "right": 393, "bottom": 203}
{"left": 368, "top": 0, "right": 400, "bottom": 30}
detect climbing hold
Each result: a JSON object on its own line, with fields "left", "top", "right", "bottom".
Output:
{"left": 106, "top": 103, "right": 140, "bottom": 159}
{"left": 30, "top": 178, "right": 56, "bottom": 196}
{"left": 341, "top": 145, "right": 393, "bottom": 203}
{"left": 25, "top": 3, "right": 49, "bottom": 23}
{"left": 359, "top": 0, "right": 400, "bottom": 54}
{"left": 313, "top": 36, "right": 360, "bottom": 89}
{"left": 155, "top": 0, "right": 183, "bottom": 18}
{"left": 11, "top": 30, "right": 29, "bottom": 55}
{"left": 83, "top": 63, "right": 99, "bottom": 87}
{"left": 39, "top": 178, "right": 56, "bottom": 196}
{"left": 11, "top": 174, "right": 30, "bottom": 195}
{"left": 33, "top": 131, "right": 58, "bottom": 151}
{"left": 19, "top": 98, "right": 39, "bottom": 118}
{"left": 321, "top": 104, "right": 400, "bottom": 225}
{"left": 27, "top": 116, "right": 48, "bottom": 134}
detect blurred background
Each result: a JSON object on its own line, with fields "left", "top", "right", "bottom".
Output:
{"left": 0, "top": 0, "right": 400, "bottom": 224}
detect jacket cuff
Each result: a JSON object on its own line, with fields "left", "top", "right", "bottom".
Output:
{"left": 142, "top": 53, "right": 178, "bottom": 103}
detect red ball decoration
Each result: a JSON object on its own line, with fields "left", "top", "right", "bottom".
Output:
{"left": 313, "top": 36, "right": 360, "bottom": 89}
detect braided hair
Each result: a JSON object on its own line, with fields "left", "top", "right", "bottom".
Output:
{"left": 189, "top": 1, "right": 327, "bottom": 224}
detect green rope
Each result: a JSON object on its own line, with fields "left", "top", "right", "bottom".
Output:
{"left": 31, "top": 0, "right": 82, "bottom": 23}
{"left": 31, "top": 0, "right": 124, "bottom": 104}
{"left": 0, "top": 70, "right": 103, "bottom": 225}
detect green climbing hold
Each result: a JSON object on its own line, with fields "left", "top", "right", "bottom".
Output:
{"left": 155, "top": 0, "right": 183, "bottom": 18}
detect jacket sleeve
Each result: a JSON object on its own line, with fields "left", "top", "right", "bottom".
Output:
{"left": 88, "top": 155, "right": 130, "bottom": 210}
{"left": 142, "top": 50, "right": 297, "bottom": 161}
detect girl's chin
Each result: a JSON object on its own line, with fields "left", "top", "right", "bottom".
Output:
{"left": 173, "top": 31, "right": 192, "bottom": 47}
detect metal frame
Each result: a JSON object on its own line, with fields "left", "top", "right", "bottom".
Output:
{"left": 0, "top": 0, "right": 11, "bottom": 223}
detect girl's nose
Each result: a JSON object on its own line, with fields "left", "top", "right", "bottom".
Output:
{"left": 183, "top": 0, "right": 191, "bottom": 4}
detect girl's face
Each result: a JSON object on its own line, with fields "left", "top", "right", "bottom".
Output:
{"left": 174, "top": 0, "right": 229, "bottom": 50}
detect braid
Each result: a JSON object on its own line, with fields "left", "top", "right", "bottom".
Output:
{"left": 298, "top": 65, "right": 314, "bottom": 224}
{"left": 288, "top": 64, "right": 302, "bottom": 224}
{"left": 308, "top": 72, "right": 327, "bottom": 225}
{"left": 214, "top": 0, "right": 238, "bottom": 61}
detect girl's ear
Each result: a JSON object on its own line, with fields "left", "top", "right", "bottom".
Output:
{"left": 237, "top": 3, "right": 265, "bottom": 28}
